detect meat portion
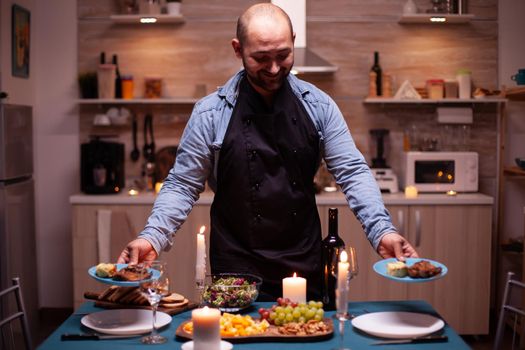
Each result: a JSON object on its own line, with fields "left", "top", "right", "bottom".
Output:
{"left": 113, "top": 265, "right": 151, "bottom": 281}
{"left": 407, "top": 260, "right": 442, "bottom": 278}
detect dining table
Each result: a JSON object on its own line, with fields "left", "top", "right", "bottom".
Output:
{"left": 38, "top": 299, "right": 470, "bottom": 349}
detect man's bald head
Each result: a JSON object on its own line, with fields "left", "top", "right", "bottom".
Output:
{"left": 236, "top": 3, "right": 293, "bottom": 46}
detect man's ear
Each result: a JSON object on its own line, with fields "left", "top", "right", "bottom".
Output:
{"left": 292, "top": 32, "right": 296, "bottom": 44}
{"left": 231, "top": 38, "right": 242, "bottom": 59}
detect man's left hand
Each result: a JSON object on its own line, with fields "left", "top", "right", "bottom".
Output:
{"left": 377, "top": 232, "right": 419, "bottom": 261}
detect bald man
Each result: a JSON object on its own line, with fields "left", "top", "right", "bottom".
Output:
{"left": 118, "top": 3, "right": 418, "bottom": 302}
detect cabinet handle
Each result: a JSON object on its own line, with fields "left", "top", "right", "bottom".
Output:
{"left": 397, "top": 210, "right": 405, "bottom": 236}
{"left": 415, "top": 209, "right": 421, "bottom": 247}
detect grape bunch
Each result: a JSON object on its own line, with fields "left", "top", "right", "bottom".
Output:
{"left": 258, "top": 297, "right": 325, "bottom": 326}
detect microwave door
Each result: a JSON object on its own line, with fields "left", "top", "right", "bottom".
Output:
{"left": 415, "top": 160, "right": 455, "bottom": 185}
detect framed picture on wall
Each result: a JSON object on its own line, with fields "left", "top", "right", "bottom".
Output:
{"left": 11, "top": 4, "right": 30, "bottom": 78}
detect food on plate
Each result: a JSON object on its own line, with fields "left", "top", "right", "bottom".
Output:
{"left": 258, "top": 298, "right": 325, "bottom": 326}
{"left": 278, "top": 319, "right": 330, "bottom": 336}
{"left": 183, "top": 313, "right": 270, "bottom": 337}
{"left": 92, "top": 286, "right": 189, "bottom": 308}
{"left": 386, "top": 261, "right": 408, "bottom": 277}
{"left": 202, "top": 276, "right": 259, "bottom": 309}
{"left": 473, "top": 87, "right": 501, "bottom": 99}
{"left": 95, "top": 263, "right": 116, "bottom": 278}
{"left": 113, "top": 265, "right": 151, "bottom": 281}
{"left": 407, "top": 260, "right": 442, "bottom": 278}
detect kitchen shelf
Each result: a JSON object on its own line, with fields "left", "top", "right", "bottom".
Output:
{"left": 504, "top": 87, "right": 525, "bottom": 101}
{"left": 109, "top": 14, "right": 185, "bottom": 24}
{"left": 77, "top": 97, "right": 199, "bottom": 105}
{"left": 504, "top": 166, "right": 525, "bottom": 177}
{"left": 398, "top": 13, "right": 475, "bottom": 24}
{"left": 364, "top": 97, "right": 507, "bottom": 104}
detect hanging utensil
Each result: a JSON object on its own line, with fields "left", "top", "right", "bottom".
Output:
{"left": 143, "top": 113, "right": 155, "bottom": 162}
{"left": 130, "top": 114, "right": 140, "bottom": 162}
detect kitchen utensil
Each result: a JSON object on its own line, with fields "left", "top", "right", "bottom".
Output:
{"left": 130, "top": 114, "right": 139, "bottom": 162}
{"left": 371, "top": 334, "right": 448, "bottom": 345}
{"left": 61, "top": 333, "right": 141, "bottom": 340}
{"left": 143, "top": 114, "right": 155, "bottom": 162}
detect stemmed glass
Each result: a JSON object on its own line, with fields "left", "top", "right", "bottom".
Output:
{"left": 333, "top": 247, "right": 358, "bottom": 350}
{"left": 138, "top": 261, "right": 170, "bottom": 344}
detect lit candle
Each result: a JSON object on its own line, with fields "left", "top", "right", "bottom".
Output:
{"left": 336, "top": 250, "right": 349, "bottom": 317}
{"left": 191, "top": 306, "right": 221, "bottom": 350}
{"left": 128, "top": 189, "right": 139, "bottom": 196}
{"left": 404, "top": 185, "right": 418, "bottom": 198}
{"left": 195, "top": 226, "right": 206, "bottom": 282}
{"left": 154, "top": 181, "right": 163, "bottom": 194}
{"left": 282, "top": 273, "right": 306, "bottom": 303}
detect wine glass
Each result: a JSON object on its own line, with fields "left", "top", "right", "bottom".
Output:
{"left": 333, "top": 247, "right": 358, "bottom": 350}
{"left": 138, "top": 261, "right": 170, "bottom": 344}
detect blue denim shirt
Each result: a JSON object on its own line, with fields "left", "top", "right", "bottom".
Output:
{"left": 140, "top": 70, "right": 397, "bottom": 254}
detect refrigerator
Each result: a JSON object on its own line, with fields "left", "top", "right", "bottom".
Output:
{"left": 0, "top": 103, "right": 39, "bottom": 344}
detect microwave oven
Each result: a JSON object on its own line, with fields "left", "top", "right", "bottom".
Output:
{"left": 400, "top": 151, "right": 478, "bottom": 192}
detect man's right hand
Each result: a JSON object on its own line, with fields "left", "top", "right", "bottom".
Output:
{"left": 117, "top": 238, "right": 158, "bottom": 265}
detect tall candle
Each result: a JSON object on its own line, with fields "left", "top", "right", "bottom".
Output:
{"left": 282, "top": 273, "right": 306, "bottom": 303}
{"left": 404, "top": 186, "right": 418, "bottom": 198}
{"left": 336, "top": 250, "right": 349, "bottom": 316}
{"left": 195, "top": 225, "right": 206, "bottom": 282}
{"left": 192, "top": 306, "right": 221, "bottom": 350}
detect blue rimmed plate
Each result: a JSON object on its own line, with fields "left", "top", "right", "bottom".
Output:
{"left": 373, "top": 258, "right": 448, "bottom": 283}
{"left": 88, "top": 264, "right": 160, "bottom": 287}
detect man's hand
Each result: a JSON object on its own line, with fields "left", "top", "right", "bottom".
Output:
{"left": 117, "top": 238, "right": 158, "bottom": 265}
{"left": 377, "top": 232, "right": 419, "bottom": 261}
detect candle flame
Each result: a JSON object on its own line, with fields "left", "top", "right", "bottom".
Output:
{"left": 199, "top": 225, "right": 206, "bottom": 234}
{"left": 340, "top": 250, "right": 348, "bottom": 263}
{"left": 293, "top": 272, "right": 297, "bottom": 278}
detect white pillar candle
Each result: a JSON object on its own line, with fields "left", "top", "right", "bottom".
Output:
{"left": 282, "top": 272, "right": 306, "bottom": 303}
{"left": 336, "top": 250, "right": 349, "bottom": 315}
{"left": 195, "top": 226, "right": 206, "bottom": 282}
{"left": 192, "top": 306, "right": 221, "bottom": 350}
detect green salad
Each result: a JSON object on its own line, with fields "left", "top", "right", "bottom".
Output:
{"left": 202, "top": 276, "right": 258, "bottom": 309}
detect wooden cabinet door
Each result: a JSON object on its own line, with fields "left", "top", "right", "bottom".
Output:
{"left": 406, "top": 205, "right": 491, "bottom": 335}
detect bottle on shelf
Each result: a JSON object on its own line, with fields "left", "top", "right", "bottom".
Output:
{"left": 321, "top": 208, "right": 346, "bottom": 311}
{"left": 370, "top": 51, "right": 382, "bottom": 97}
{"left": 100, "top": 51, "right": 106, "bottom": 64}
{"left": 112, "top": 54, "right": 122, "bottom": 99}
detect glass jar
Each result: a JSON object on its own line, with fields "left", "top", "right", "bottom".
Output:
{"left": 121, "top": 75, "right": 134, "bottom": 99}
{"left": 426, "top": 79, "right": 444, "bottom": 99}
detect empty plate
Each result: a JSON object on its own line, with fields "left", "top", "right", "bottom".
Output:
{"left": 81, "top": 309, "right": 172, "bottom": 335}
{"left": 351, "top": 311, "right": 444, "bottom": 339}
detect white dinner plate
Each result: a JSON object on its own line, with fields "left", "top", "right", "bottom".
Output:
{"left": 88, "top": 263, "right": 161, "bottom": 287}
{"left": 81, "top": 309, "right": 172, "bottom": 335}
{"left": 351, "top": 311, "right": 444, "bottom": 339}
{"left": 373, "top": 258, "right": 448, "bottom": 283}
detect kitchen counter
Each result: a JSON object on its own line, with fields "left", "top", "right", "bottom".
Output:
{"left": 70, "top": 191, "right": 493, "bottom": 205}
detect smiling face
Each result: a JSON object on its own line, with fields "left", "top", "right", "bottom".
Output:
{"left": 232, "top": 6, "right": 295, "bottom": 102}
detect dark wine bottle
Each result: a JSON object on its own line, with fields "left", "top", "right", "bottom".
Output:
{"left": 99, "top": 51, "right": 106, "bottom": 64}
{"left": 371, "top": 51, "right": 382, "bottom": 96}
{"left": 112, "top": 54, "right": 122, "bottom": 99}
{"left": 321, "top": 208, "right": 346, "bottom": 310}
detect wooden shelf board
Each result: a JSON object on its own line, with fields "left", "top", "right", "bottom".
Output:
{"left": 78, "top": 97, "right": 199, "bottom": 105}
{"left": 364, "top": 97, "right": 506, "bottom": 104}
{"left": 109, "top": 14, "right": 185, "bottom": 24}
{"left": 398, "top": 13, "right": 475, "bottom": 24}
{"left": 504, "top": 166, "right": 525, "bottom": 177}
{"left": 505, "top": 87, "right": 525, "bottom": 101}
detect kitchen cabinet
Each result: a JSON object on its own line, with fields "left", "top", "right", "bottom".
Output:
{"left": 71, "top": 201, "right": 211, "bottom": 308}
{"left": 318, "top": 203, "right": 492, "bottom": 335}
{"left": 73, "top": 197, "right": 491, "bottom": 334}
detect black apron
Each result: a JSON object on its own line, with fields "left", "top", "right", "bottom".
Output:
{"left": 210, "top": 76, "right": 322, "bottom": 300}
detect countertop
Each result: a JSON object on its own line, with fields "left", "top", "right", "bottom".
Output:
{"left": 70, "top": 191, "right": 494, "bottom": 206}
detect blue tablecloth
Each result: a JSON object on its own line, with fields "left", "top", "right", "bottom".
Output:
{"left": 38, "top": 300, "right": 469, "bottom": 349}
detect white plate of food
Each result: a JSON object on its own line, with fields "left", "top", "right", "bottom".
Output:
{"left": 88, "top": 263, "right": 161, "bottom": 287}
{"left": 81, "top": 309, "right": 171, "bottom": 335}
{"left": 351, "top": 311, "right": 444, "bottom": 339}
{"left": 373, "top": 258, "right": 447, "bottom": 283}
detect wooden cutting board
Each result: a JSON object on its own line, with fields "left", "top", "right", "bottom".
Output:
{"left": 175, "top": 318, "right": 334, "bottom": 343}
{"left": 84, "top": 291, "right": 198, "bottom": 316}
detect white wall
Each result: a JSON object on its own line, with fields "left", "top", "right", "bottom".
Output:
{"left": 33, "top": 0, "right": 78, "bottom": 307}
{"left": 1, "top": 0, "right": 35, "bottom": 104}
